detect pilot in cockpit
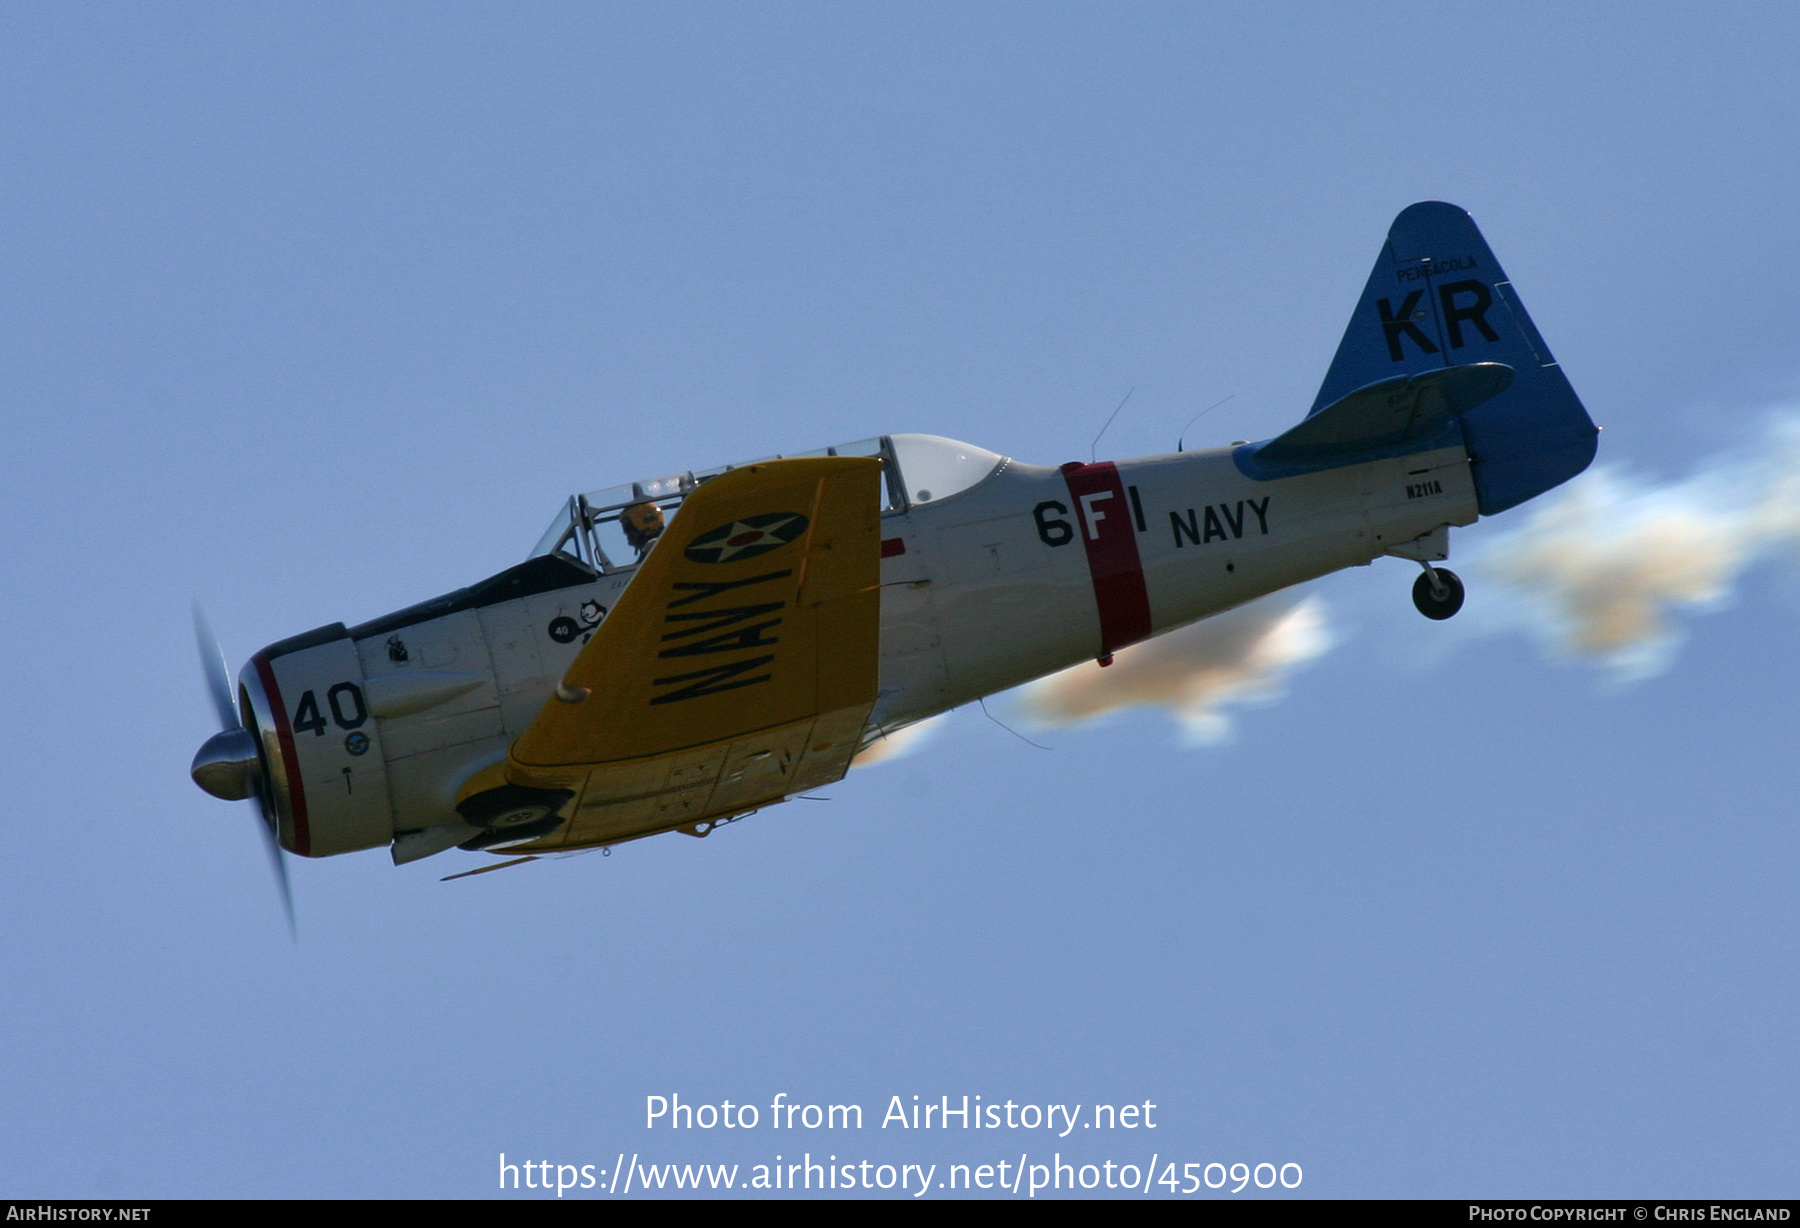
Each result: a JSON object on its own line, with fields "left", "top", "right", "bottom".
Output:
{"left": 621, "top": 500, "right": 667, "bottom": 557}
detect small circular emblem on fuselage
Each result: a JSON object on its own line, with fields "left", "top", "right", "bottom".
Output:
{"left": 684, "top": 512, "right": 809, "bottom": 564}
{"left": 344, "top": 731, "right": 371, "bottom": 756}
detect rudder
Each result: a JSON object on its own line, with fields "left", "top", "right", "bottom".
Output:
{"left": 1311, "top": 202, "right": 1597, "bottom": 514}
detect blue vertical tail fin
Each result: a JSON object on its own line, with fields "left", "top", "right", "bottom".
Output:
{"left": 1312, "top": 202, "right": 1597, "bottom": 514}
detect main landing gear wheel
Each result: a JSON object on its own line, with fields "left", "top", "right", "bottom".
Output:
{"left": 456, "top": 784, "right": 574, "bottom": 850}
{"left": 1412, "top": 566, "right": 1465, "bottom": 620}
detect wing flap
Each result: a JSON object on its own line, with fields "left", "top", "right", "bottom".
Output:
{"left": 508, "top": 712, "right": 852, "bottom": 850}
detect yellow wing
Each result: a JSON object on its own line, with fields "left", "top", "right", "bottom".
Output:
{"left": 482, "top": 457, "right": 881, "bottom": 850}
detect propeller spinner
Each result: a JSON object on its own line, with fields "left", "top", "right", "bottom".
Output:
{"left": 190, "top": 604, "right": 295, "bottom": 934}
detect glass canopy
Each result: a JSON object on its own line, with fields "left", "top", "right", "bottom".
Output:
{"left": 530, "top": 434, "right": 1005, "bottom": 572}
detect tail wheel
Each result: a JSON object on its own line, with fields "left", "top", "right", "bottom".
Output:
{"left": 1412, "top": 567, "right": 1465, "bottom": 620}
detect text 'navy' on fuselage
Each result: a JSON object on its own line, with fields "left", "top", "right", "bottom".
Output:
{"left": 1169, "top": 498, "right": 1271, "bottom": 548}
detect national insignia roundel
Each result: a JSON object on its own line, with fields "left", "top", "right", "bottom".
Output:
{"left": 684, "top": 512, "right": 810, "bottom": 564}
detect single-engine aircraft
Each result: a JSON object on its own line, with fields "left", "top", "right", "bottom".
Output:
{"left": 190, "top": 202, "right": 1598, "bottom": 906}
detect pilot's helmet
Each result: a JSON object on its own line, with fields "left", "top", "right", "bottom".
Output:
{"left": 621, "top": 500, "right": 667, "bottom": 550}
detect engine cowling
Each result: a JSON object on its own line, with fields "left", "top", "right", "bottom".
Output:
{"left": 239, "top": 624, "right": 396, "bottom": 858}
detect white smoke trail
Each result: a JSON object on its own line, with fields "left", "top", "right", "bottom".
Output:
{"left": 1018, "top": 593, "right": 1334, "bottom": 744}
{"left": 1472, "top": 412, "right": 1800, "bottom": 680}
{"left": 850, "top": 713, "right": 949, "bottom": 768}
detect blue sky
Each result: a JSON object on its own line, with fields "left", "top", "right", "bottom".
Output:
{"left": 3, "top": 4, "right": 1797, "bottom": 1198}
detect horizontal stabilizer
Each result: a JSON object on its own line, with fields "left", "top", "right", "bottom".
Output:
{"left": 1250, "top": 362, "right": 1513, "bottom": 471}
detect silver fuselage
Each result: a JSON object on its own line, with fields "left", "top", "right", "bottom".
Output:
{"left": 238, "top": 441, "right": 1476, "bottom": 860}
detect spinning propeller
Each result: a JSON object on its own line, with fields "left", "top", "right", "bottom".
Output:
{"left": 189, "top": 605, "right": 294, "bottom": 935}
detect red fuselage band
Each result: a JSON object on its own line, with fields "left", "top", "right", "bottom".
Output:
{"left": 1060, "top": 461, "right": 1152, "bottom": 655}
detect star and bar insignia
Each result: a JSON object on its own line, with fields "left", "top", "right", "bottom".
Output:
{"left": 683, "top": 512, "right": 810, "bottom": 564}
